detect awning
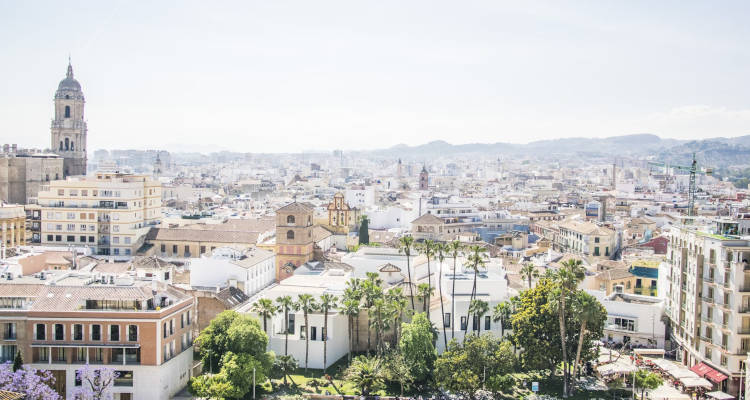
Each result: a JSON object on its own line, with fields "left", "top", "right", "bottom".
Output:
{"left": 706, "top": 391, "right": 735, "bottom": 400}
{"left": 690, "top": 362, "right": 728, "bottom": 383}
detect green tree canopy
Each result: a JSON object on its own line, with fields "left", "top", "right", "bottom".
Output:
{"left": 398, "top": 312, "right": 437, "bottom": 384}
{"left": 634, "top": 370, "right": 663, "bottom": 400}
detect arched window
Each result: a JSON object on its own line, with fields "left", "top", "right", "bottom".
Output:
{"left": 65, "top": 95, "right": 70, "bottom": 99}
{"left": 286, "top": 230, "right": 295, "bottom": 240}
{"left": 64, "top": 106, "right": 70, "bottom": 118}
{"left": 64, "top": 138, "right": 69, "bottom": 151}
{"left": 286, "top": 215, "right": 295, "bottom": 224}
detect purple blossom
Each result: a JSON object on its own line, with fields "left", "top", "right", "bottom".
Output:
{"left": 0, "top": 361, "right": 61, "bottom": 400}
{"left": 71, "top": 364, "right": 119, "bottom": 400}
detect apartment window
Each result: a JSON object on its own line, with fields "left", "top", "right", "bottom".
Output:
{"left": 38, "top": 347, "right": 49, "bottom": 362}
{"left": 47, "top": 235, "right": 53, "bottom": 241}
{"left": 444, "top": 313, "right": 451, "bottom": 328}
{"left": 595, "top": 237, "right": 600, "bottom": 243}
{"left": 181, "top": 313, "right": 185, "bottom": 329}
{"left": 35, "top": 324, "right": 46, "bottom": 340}
{"left": 93, "top": 348, "right": 102, "bottom": 362}
{"left": 91, "top": 324, "right": 101, "bottom": 341}
{"left": 705, "top": 347, "right": 712, "bottom": 359}
{"left": 485, "top": 316, "right": 491, "bottom": 331}
{"left": 55, "top": 347, "right": 66, "bottom": 362}
{"left": 124, "top": 237, "right": 130, "bottom": 244}
{"left": 73, "top": 324, "right": 83, "bottom": 341}
{"left": 721, "top": 355, "right": 728, "bottom": 366}
{"left": 80, "top": 235, "right": 86, "bottom": 242}
{"left": 184, "top": 245, "right": 190, "bottom": 255}
{"left": 300, "top": 325, "right": 306, "bottom": 339}
{"left": 187, "top": 310, "right": 191, "bottom": 326}
{"left": 76, "top": 347, "right": 86, "bottom": 362}
{"left": 311, "top": 326, "right": 317, "bottom": 341}
{"left": 161, "top": 244, "right": 166, "bottom": 253}
{"left": 81, "top": 190, "right": 88, "bottom": 196}
{"left": 163, "top": 322, "right": 168, "bottom": 338}
{"left": 128, "top": 325, "right": 138, "bottom": 341}
{"left": 88, "top": 236, "right": 95, "bottom": 243}
{"left": 3, "top": 323, "right": 16, "bottom": 340}
{"left": 460, "top": 316, "right": 467, "bottom": 330}
{"left": 110, "top": 325, "right": 120, "bottom": 341}
{"left": 80, "top": 223, "right": 86, "bottom": 230}
{"left": 52, "top": 324, "right": 64, "bottom": 341}
{"left": 169, "top": 320, "right": 174, "bottom": 335}
{"left": 200, "top": 246, "right": 206, "bottom": 254}
{"left": 67, "top": 235, "right": 75, "bottom": 242}
{"left": 58, "top": 189, "right": 64, "bottom": 196}
{"left": 172, "top": 245, "right": 177, "bottom": 254}
{"left": 287, "top": 314, "right": 295, "bottom": 334}
{"left": 472, "top": 316, "right": 480, "bottom": 331}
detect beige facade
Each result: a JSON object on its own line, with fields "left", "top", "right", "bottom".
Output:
{"left": 38, "top": 172, "right": 162, "bottom": 256}
{"left": 51, "top": 61, "right": 87, "bottom": 176}
{"left": 555, "top": 220, "right": 616, "bottom": 263}
{"left": 0, "top": 152, "right": 64, "bottom": 205}
{"left": 326, "top": 192, "right": 359, "bottom": 234}
{"left": 0, "top": 204, "right": 25, "bottom": 252}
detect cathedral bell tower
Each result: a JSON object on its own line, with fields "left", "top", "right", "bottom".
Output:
{"left": 51, "top": 59, "right": 87, "bottom": 176}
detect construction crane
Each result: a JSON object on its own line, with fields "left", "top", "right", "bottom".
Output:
{"left": 647, "top": 153, "right": 713, "bottom": 217}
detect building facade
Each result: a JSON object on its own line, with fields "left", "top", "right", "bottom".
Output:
{"left": 0, "top": 204, "right": 25, "bottom": 255}
{"left": 37, "top": 172, "right": 162, "bottom": 256}
{"left": 51, "top": 61, "right": 87, "bottom": 177}
{"left": 665, "top": 219, "right": 750, "bottom": 396}
{"left": 326, "top": 192, "right": 359, "bottom": 234}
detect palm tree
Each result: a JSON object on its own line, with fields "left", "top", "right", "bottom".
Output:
{"left": 416, "top": 283, "right": 434, "bottom": 313}
{"left": 275, "top": 295, "right": 296, "bottom": 356}
{"left": 520, "top": 263, "right": 539, "bottom": 289}
{"left": 492, "top": 301, "right": 512, "bottom": 337}
{"left": 341, "top": 298, "right": 360, "bottom": 362}
{"left": 398, "top": 235, "right": 416, "bottom": 311}
{"left": 345, "top": 356, "right": 385, "bottom": 396}
{"left": 435, "top": 242, "right": 448, "bottom": 348}
{"left": 370, "top": 297, "right": 390, "bottom": 355}
{"left": 386, "top": 287, "right": 408, "bottom": 347}
{"left": 418, "top": 240, "right": 436, "bottom": 319}
{"left": 345, "top": 278, "right": 363, "bottom": 351}
{"left": 572, "top": 291, "right": 603, "bottom": 383}
{"left": 463, "top": 245, "right": 487, "bottom": 341}
{"left": 446, "top": 240, "right": 463, "bottom": 339}
{"left": 252, "top": 298, "right": 277, "bottom": 334}
{"left": 296, "top": 294, "right": 319, "bottom": 374}
{"left": 319, "top": 294, "right": 338, "bottom": 373}
{"left": 551, "top": 258, "right": 585, "bottom": 397}
{"left": 362, "top": 273, "right": 383, "bottom": 354}
{"left": 468, "top": 299, "right": 489, "bottom": 334}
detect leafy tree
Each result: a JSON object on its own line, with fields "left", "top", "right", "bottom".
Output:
{"left": 11, "top": 351, "right": 22, "bottom": 372}
{"left": 434, "top": 335, "right": 516, "bottom": 400}
{"left": 633, "top": 370, "right": 663, "bottom": 400}
{"left": 416, "top": 283, "right": 434, "bottom": 313}
{"left": 571, "top": 291, "right": 606, "bottom": 381}
{"left": 319, "top": 293, "right": 338, "bottom": 372}
{"left": 492, "top": 301, "right": 511, "bottom": 337}
{"left": 345, "top": 356, "right": 385, "bottom": 396}
{"left": 398, "top": 235, "right": 416, "bottom": 310}
{"left": 398, "top": 313, "right": 437, "bottom": 384}
{"left": 385, "top": 352, "right": 415, "bottom": 397}
{"left": 191, "top": 311, "right": 274, "bottom": 399}
{"left": 468, "top": 299, "right": 489, "bottom": 334}
{"left": 359, "top": 215, "right": 370, "bottom": 244}
{"left": 251, "top": 298, "right": 277, "bottom": 334}
{"left": 510, "top": 278, "right": 564, "bottom": 372}
{"left": 418, "top": 240, "right": 437, "bottom": 319}
{"left": 520, "top": 263, "right": 539, "bottom": 289}
{"left": 275, "top": 295, "right": 297, "bottom": 356}
{"left": 606, "top": 376, "right": 624, "bottom": 400}
{"left": 0, "top": 363, "right": 60, "bottom": 400}
{"left": 71, "top": 365, "right": 118, "bottom": 400}
{"left": 296, "top": 294, "right": 319, "bottom": 373}
{"left": 273, "top": 354, "right": 298, "bottom": 387}
{"left": 446, "top": 240, "right": 463, "bottom": 339}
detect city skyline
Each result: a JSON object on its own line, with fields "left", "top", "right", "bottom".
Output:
{"left": 2, "top": 1, "right": 750, "bottom": 153}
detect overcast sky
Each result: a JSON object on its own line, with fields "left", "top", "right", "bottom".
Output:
{"left": 2, "top": 1, "right": 750, "bottom": 153}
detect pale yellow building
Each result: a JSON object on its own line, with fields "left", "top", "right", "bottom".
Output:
{"left": 555, "top": 220, "right": 617, "bottom": 264}
{"left": 37, "top": 172, "right": 161, "bottom": 256}
{"left": 0, "top": 204, "right": 25, "bottom": 252}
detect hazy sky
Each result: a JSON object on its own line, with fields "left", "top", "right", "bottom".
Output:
{"left": 2, "top": 1, "right": 750, "bottom": 153}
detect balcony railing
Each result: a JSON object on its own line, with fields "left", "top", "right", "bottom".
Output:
{"left": 702, "top": 296, "right": 714, "bottom": 304}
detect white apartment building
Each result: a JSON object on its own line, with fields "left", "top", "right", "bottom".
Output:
{"left": 38, "top": 172, "right": 162, "bottom": 257}
{"left": 345, "top": 186, "right": 375, "bottom": 209}
{"left": 189, "top": 246, "right": 275, "bottom": 297}
{"left": 666, "top": 218, "right": 750, "bottom": 396}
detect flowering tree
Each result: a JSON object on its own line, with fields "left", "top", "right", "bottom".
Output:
{"left": 0, "top": 362, "right": 61, "bottom": 400}
{"left": 71, "top": 364, "right": 119, "bottom": 400}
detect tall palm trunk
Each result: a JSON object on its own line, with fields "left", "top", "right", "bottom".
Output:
{"left": 558, "top": 298, "right": 568, "bottom": 398}
{"left": 304, "top": 310, "right": 310, "bottom": 374}
{"left": 426, "top": 257, "right": 432, "bottom": 320}
{"left": 355, "top": 314, "right": 360, "bottom": 353}
{"left": 573, "top": 320, "right": 587, "bottom": 384}
{"left": 263, "top": 316, "right": 267, "bottom": 333}
{"left": 452, "top": 256, "right": 457, "bottom": 340}
{"left": 347, "top": 315, "right": 353, "bottom": 362}
{"left": 323, "top": 308, "right": 329, "bottom": 372}
{"left": 284, "top": 308, "right": 289, "bottom": 356}
{"left": 406, "top": 255, "right": 415, "bottom": 311}
{"left": 463, "top": 268, "right": 478, "bottom": 342}
{"left": 367, "top": 309, "right": 372, "bottom": 355}
{"left": 438, "top": 259, "right": 447, "bottom": 348}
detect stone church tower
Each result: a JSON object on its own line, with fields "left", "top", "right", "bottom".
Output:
{"left": 51, "top": 60, "right": 87, "bottom": 176}
{"left": 275, "top": 202, "right": 314, "bottom": 281}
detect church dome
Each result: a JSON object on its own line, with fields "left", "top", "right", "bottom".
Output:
{"left": 57, "top": 62, "right": 82, "bottom": 92}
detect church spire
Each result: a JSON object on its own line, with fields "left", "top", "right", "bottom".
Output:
{"left": 66, "top": 56, "right": 73, "bottom": 79}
